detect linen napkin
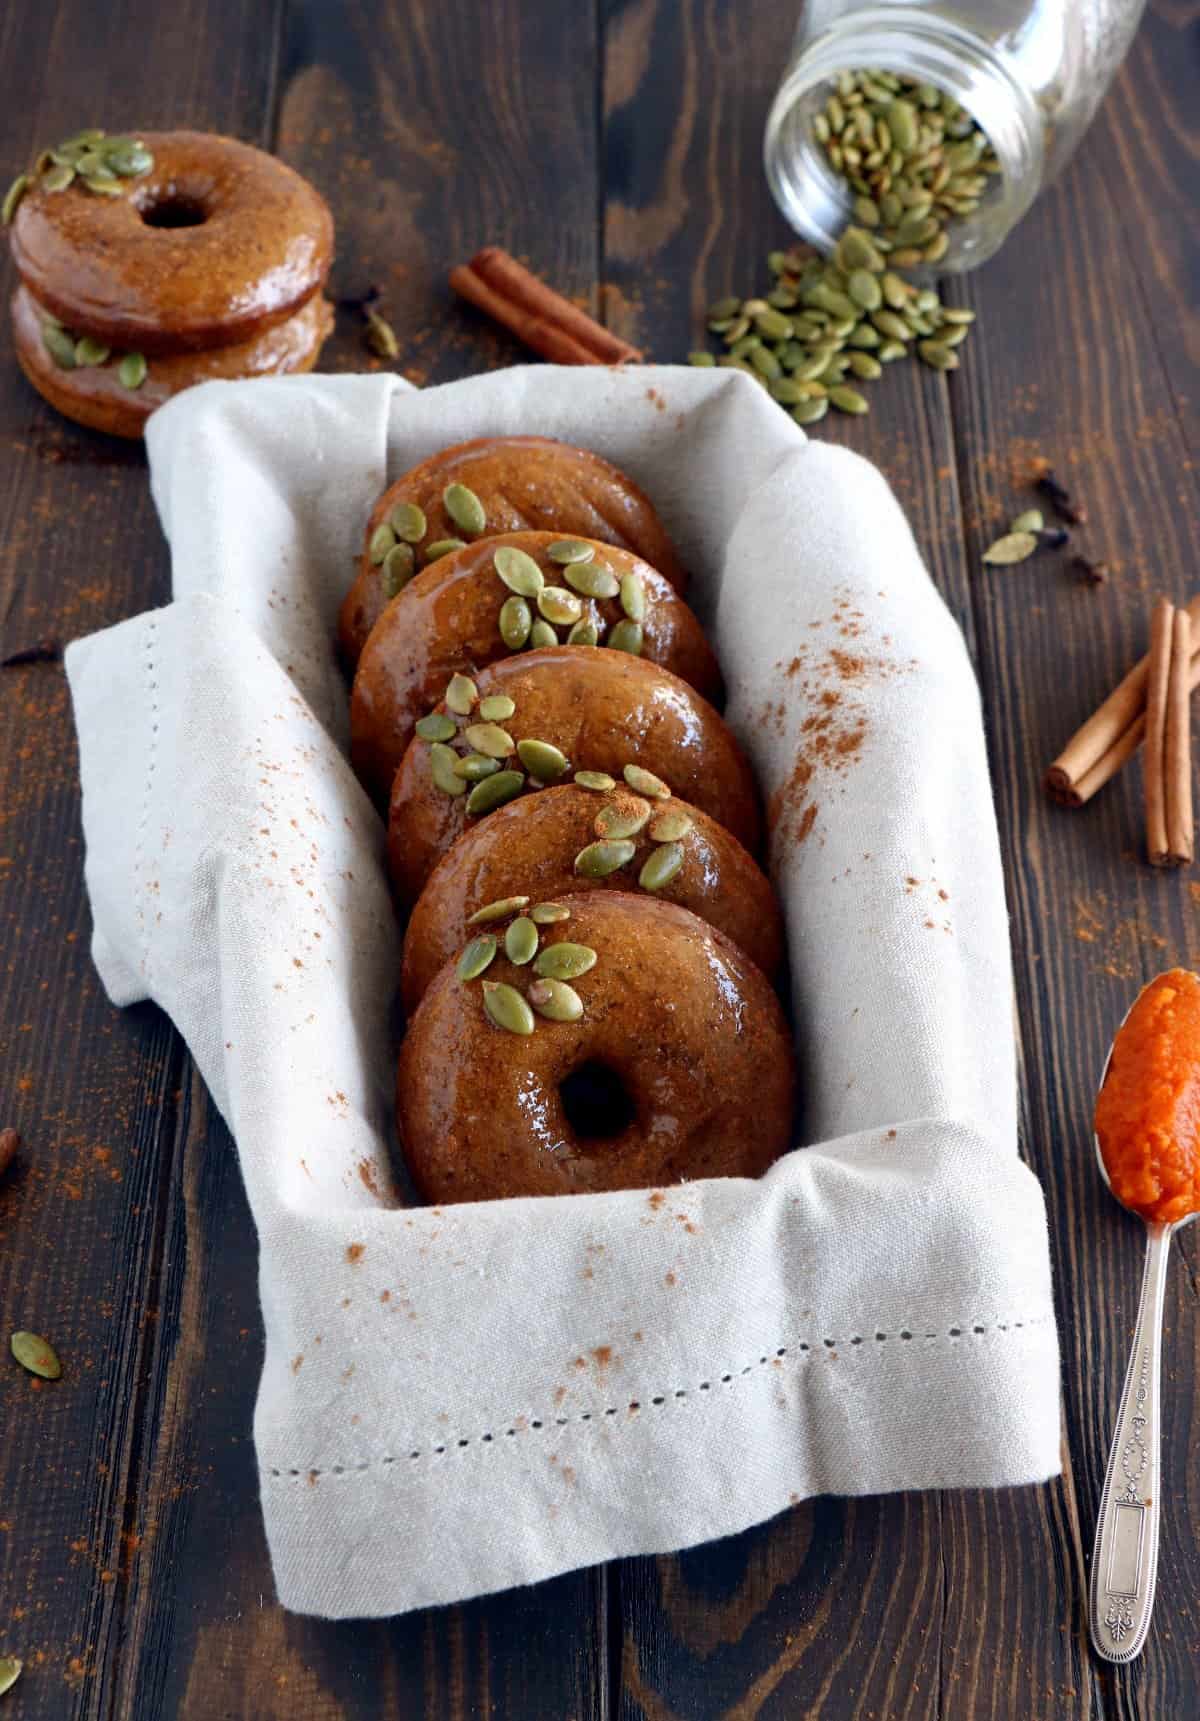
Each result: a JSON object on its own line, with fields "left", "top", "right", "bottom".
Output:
{"left": 65, "top": 366, "right": 1060, "bottom": 1620}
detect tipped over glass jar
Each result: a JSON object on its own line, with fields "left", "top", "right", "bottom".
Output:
{"left": 764, "top": 0, "right": 1147, "bottom": 272}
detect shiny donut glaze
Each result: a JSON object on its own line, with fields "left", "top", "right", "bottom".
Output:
{"left": 338, "top": 436, "right": 687, "bottom": 664}
{"left": 387, "top": 648, "right": 763, "bottom": 904}
{"left": 9, "top": 132, "right": 333, "bottom": 354}
{"left": 400, "top": 784, "right": 783, "bottom": 1012}
{"left": 12, "top": 283, "right": 332, "bottom": 439}
{"left": 351, "top": 531, "right": 720, "bottom": 800}
{"left": 397, "top": 892, "right": 795, "bottom": 1203}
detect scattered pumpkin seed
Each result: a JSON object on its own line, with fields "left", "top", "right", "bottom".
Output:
{"left": 623, "top": 763, "right": 670, "bottom": 799}
{"left": 482, "top": 980, "right": 535, "bottom": 1036}
{"left": 917, "top": 340, "right": 958, "bottom": 371}
{"left": 528, "top": 977, "right": 583, "bottom": 1022}
{"left": 463, "top": 722, "right": 514, "bottom": 759}
{"left": 365, "top": 309, "right": 400, "bottom": 359}
{"left": 415, "top": 712, "right": 457, "bottom": 743}
{"left": 531, "top": 901, "right": 571, "bottom": 924}
{"left": 982, "top": 530, "right": 1038, "bottom": 566}
{"left": 639, "top": 842, "right": 684, "bottom": 892}
{"left": 688, "top": 351, "right": 716, "bottom": 367}
{"left": 452, "top": 753, "right": 501, "bottom": 782}
{"left": 564, "top": 560, "right": 619, "bottom": 599}
{"left": 498, "top": 594, "right": 533, "bottom": 648}
{"left": 445, "top": 673, "right": 478, "bottom": 715}
{"left": 516, "top": 737, "right": 569, "bottom": 781}
{"left": 792, "top": 397, "right": 829, "bottom": 425}
{"left": 1, "top": 173, "right": 28, "bottom": 224}
{"left": 537, "top": 586, "right": 583, "bottom": 626}
{"left": 42, "top": 162, "right": 75, "bottom": 193}
{"left": 10, "top": 1330, "right": 61, "bottom": 1379}
{"left": 118, "top": 352, "right": 147, "bottom": 390}
{"left": 41, "top": 322, "right": 77, "bottom": 369}
{"left": 369, "top": 522, "right": 397, "bottom": 564}
{"left": 389, "top": 501, "right": 427, "bottom": 542}
{"left": 466, "top": 769, "right": 525, "bottom": 815}
{"left": 847, "top": 351, "right": 882, "bottom": 380}
{"left": 457, "top": 934, "right": 498, "bottom": 981}
{"left": 547, "top": 539, "right": 595, "bottom": 565}
{"left": 467, "top": 896, "right": 530, "bottom": 926}
{"left": 478, "top": 694, "right": 516, "bottom": 722}
{"left": 0, "top": 1658, "right": 21, "bottom": 1698}
{"left": 529, "top": 619, "right": 558, "bottom": 649}
{"left": 381, "top": 541, "right": 415, "bottom": 599}
{"left": 574, "top": 770, "right": 616, "bottom": 792}
{"left": 648, "top": 807, "right": 694, "bottom": 841}
{"left": 594, "top": 794, "right": 651, "bottom": 840}
{"left": 443, "top": 482, "right": 486, "bottom": 536}
{"left": 567, "top": 619, "right": 599, "bottom": 646}
{"left": 574, "top": 839, "right": 636, "bottom": 879}
{"left": 533, "top": 942, "right": 598, "bottom": 979}
{"left": 1010, "top": 508, "right": 1044, "bottom": 535}
{"left": 505, "top": 916, "right": 539, "bottom": 965}
{"left": 829, "top": 385, "right": 870, "bottom": 415}
{"left": 494, "top": 545, "right": 544, "bottom": 596}
{"left": 429, "top": 742, "right": 467, "bottom": 797}
{"left": 607, "top": 619, "right": 643, "bottom": 656}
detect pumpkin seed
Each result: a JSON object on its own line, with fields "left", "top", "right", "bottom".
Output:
{"left": 415, "top": 711, "right": 457, "bottom": 743}
{"left": 369, "top": 522, "right": 397, "bottom": 564}
{"left": 871, "top": 309, "right": 911, "bottom": 341}
{"left": 754, "top": 308, "right": 793, "bottom": 341}
{"left": 829, "top": 385, "right": 870, "bottom": 415}
{"left": 118, "top": 352, "right": 147, "bottom": 389}
{"left": 516, "top": 737, "right": 569, "bottom": 781}
{"left": 547, "top": 538, "right": 595, "bottom": 565}
{"left": 877, "top": 341, "right": 906, "bottom": 362}
{"left": 452, "top": 753, "right": 501, "bottom": 781}
{"left": 424, "top": 538, "right": 467, "bottom": 562}
{"left": 77, "top": 150, "right": 111, "bottom": 177}
{"left": 749, "top": 345, "right": 782, "bottom": 380}
{"left": 429, "top": 742, "right": 467, "bottom": 796}
{"left": 537, "top": 586, "right": 583, "bottom": 626}
{"left": 574, "top": 770, "right": 616, "bottom": 792}
{"left": 917, "top": 340, "right": 958, "bottom": 371}
{"left": 389, "top": 501, "right": 427, "bottom": 542}
{"left": 935, "top": 321, "right": 970, "bottom": 348}
{"left": 1, "top": 173, "right": 28, "bottom": 224}
{"left": 530, "top": 619, "right": 558, "bottom": 649}
{"left": 982, "top": 530, "right": 1038, "bottom": 566}
{"left": 42, "top": 322, "right": 77, "bottom": 369}
{"left": 792, "top": 397, "right": 829, "bottom": 425}
{"left": 1010, "top": 509, "right": 1044, "bottom": 535}
{"left": 846, "top": 322, "right": 880, "bottom": 348}
{"left": 381, "top": 541, "right": 415, "bottom": 599}
{"left": 482, "top": 981, "right": 535, "bottom": 1036}
{"left": 618, "top": 573, "right": 646, "bottom": 623}
{"left": 638, "top": 842, "right": 684, "bottom": 892}
{"left": 457, "top": 934, "right": 498, "bottom": 981}
{"left": 11, "top": 1330, "right": 61, "bottom": 1379}
{"left": 594, "top": 794, "right": 651, "bottom": 840}
{"left": 848, "top": 351, "right": 882, "bottom": 380}
{"left": 442, "top": 482, "right": 486, "bottom": 536}
{"left": 505, "top": 916, "right": 539, "bottom": 965}
{"left": 566, "top": 619, "right": 599, "bottom": 646}
{"left": 468, "top": 895, "right": 531, "bottom": 924}
{"left": 531, "top": 902, "right": 571, "bottom": 924}
{"left": 607, "top": 619, "right": 643, "bottom": 656}
{"left": 445, "top": 673, "right": 478, "bottom": 715}
{"left": 42, "top": 162, "right": 75, "bottom": 192}
{"left": 648, "top": 807, "right": 694, "bottom": 841}
{"left": 106, "top": 139, "right": 153, "bottom": 177}
{"left": 939, "top": 306, "right": 975, "bottom": 325}
{"left": 574, "top": 839, "right": 636, "bottom": 879}
{"left": 847, "top": 269, "right": 882, "bottom": 311}
{"left": 463, "top": 722, "right": 514, "bottom": 759}
{"left": 478, "top": 694, "right": 516, "bottom": 722}
{"left": 564, "top": 559, "right": 619, "bottom": 599}
{"left": 82, "top": 173, "right": 123, "bottom": 197}
{"left": 0, "top": 1657, "right": 22, "bottom": 1697}
{"left": 623, "top": 763, "right": 670, "bottom": 799}
{"left": 494, "top": 545, "right": 544, "bottom": 596}
{"left": 533, "top": 941, "right": 598, "bottom": 979}
{"left": 466, "top": 770, "right": 525, "bottom": 815}
{"left": 498, "top": 594, "right": 533, "bottom": 648}
{"left": 528, "top": 977, "right": 583, "bottom": 1022}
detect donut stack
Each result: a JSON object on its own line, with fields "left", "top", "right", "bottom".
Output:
{"left": 346, "top": 435, "right": 796, "bottom": 1204}
{"left": 4, "top": 129, "right": 333, "bottom": 438}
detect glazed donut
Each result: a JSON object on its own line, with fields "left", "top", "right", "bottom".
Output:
{"left": 387, "top": 647, "right": 763, "bottom": 905}
{"left": 396, "top": 892, "right": 795, "bottom": 1203}
{"left": 338, "top": 436, "right": 687, "bottom": 665}
{"left": 8, "top": 131, "right": 332, "bottom": 353}
{"left": 400, "top": 782, "right": 783, "bottom": 1013}
{"left": 11, "top": 282, "right": 332, "bottom": 441}
{"left": 351, "top": 531, "right": 721, "bottom": 802}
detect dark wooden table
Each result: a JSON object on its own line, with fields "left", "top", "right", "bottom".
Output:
{"left": 1, "top": 2, "right": 1197, "bottom": 1716}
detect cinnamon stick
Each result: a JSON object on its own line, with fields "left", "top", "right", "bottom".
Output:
{"left": 450, "top": 247, "right": 641, "bottom": 366}
{"left": 1045, "top": 591, "right": 1200, "bottom": 805}
{"left": 1144, "top": 598, "right": 1174, "bottom": 866}
{"left": 1164, "top": 608, "right": 1194, "bottom": 865}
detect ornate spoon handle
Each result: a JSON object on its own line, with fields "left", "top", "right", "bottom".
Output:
{"left": 1089, "top": 1221, "right": 1174, "bottom": 1662}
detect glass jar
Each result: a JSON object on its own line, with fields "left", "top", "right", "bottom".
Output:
{"left": 764, "top": 0, "right": 1146, "bottom": 271}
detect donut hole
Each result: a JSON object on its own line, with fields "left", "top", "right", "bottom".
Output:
{"left": 559, "top": 1061, "right": 636, "bottom": 1140}
{"left": 138, "top": 193, "right": 209, "bottom": 229}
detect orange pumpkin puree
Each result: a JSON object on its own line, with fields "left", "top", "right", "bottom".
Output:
{"left": 1095, "top": 968, "right": 1200, "bottom": 1225}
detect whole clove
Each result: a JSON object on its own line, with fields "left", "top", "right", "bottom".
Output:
{"left": 1034, "top": 465, "right": 1087, "bottom": 526}
{"left": 1037, "top": 526, "right": 1069, "bottom": 551}
{"left": 1072, "top": 554, "right": 1109, "bottom": 586}
{"left": 1, "top": 640, "right": 62, "bottom": 667}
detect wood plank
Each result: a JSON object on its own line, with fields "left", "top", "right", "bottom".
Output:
{"left": 0, "top": 5, "right": 285, "bottom": 1717}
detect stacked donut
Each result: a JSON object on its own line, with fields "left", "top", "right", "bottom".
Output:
{"left": 5, "top": 129, "right": 333, "bottom": 438}
{"left": 345, "top": 435, "right": 795, "bottom": 1204}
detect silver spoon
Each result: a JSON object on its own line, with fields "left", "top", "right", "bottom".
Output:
{"left": 1089, "top": 976, "right": 1199, "bottom": 1664}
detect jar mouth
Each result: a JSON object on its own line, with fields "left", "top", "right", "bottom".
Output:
{"left": 763, "top": 8, "right": 1044, "bottom": 273}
